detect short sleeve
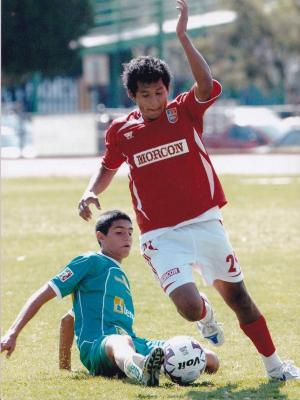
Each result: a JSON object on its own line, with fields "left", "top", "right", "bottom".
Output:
{"left": 49, "top": 255, "right": 92, "bottom": 299}
{"left": 102, "top": 123, "right": 126, "bottom": 170}
{"left": 179, "top": 79, "right": 222, "bottom": 116}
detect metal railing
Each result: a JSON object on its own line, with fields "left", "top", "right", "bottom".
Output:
{"left": 91, "top": 0, "right": 222, "bottom": 36}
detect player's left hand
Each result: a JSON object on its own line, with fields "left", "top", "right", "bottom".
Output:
{"left": 0, "top": 333, "right": 17, "bottom": 358}
{"left": 176, "top": 0, "right": 188, "bottom": 38}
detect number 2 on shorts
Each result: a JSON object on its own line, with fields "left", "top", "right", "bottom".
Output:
{"left": 226, "top": 253, "right": 238, "bottom": 273}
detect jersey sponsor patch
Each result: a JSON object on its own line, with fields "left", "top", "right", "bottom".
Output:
{"left": 58, "top": 267, "right": 74, "bottom": 282}
{"left": 166, "top": 107, "right": 178, "bottom": 123}
{"left": 114, "top": 296, "right": 134, "bottom": 320}
{"left": 133, "top": 139, "right": 189, "bottom": 167}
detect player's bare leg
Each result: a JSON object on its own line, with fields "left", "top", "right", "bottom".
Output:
{"left": 213, "top": 279, "right": 300, "bottom": 380}
{"left": 105, "top": 335, "right": 164, "bottom": 386}
{"left": 213, "top": 280, "right": 260, "bottom": 323}
{"left": 169, "top": 283, "right": 224, "bottom": 346}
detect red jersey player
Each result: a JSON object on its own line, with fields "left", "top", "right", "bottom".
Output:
{"left": 78, "top": 0, "right": 299, "bottom": 381}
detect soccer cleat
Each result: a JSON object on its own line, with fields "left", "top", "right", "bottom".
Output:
{"left": 141, "top": 347, "right": 165, "bottom": 386}
{"left": 268, "top": 360, "right": 300, "bottom": 381}
{"left": 196, "top": 295, "right": 224, "bottom": 347}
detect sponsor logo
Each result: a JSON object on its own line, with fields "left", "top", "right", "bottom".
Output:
{"left": 58, "top": 267, "right": 74, "bottom": 282}
{"left": 178, "top": 357, "right": 202, "bottom": 369}
{"left": 113, "top": 296, "right": 134, "bottom": 320}
{"left": 160, "top": 267, "right": 180, "bottom": 284}
{"left": 166, "top": 107, "right": 178, "bottom": 123}
{"left": 179, "top": 345, "right": 189, "bottom": 356}
{"left": 134, "top": 139, "right": 189, "bottom": 167}
{"left": 124, "top": 131, "right": 134, "bottom": 140}
{"left": 114, "top": 296, "right": 124, "bottom": 313}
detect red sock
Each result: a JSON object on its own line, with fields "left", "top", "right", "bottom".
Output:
{"left": 240, "top": 315, "right": 276, "bottom": 357}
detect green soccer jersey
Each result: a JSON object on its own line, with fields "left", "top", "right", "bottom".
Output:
{"left": 49, "top": 252, "right": 136, "bottom": 347}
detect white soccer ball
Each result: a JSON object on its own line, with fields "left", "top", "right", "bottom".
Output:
{"left": 163, "top": 335, "right": 206, "bottom": 385}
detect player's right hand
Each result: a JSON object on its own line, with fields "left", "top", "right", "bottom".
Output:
{"left": 78, "top": 191, "right": 101, "bottom": 221}
{"left": 0, "top": 333, "right": 17, "bottom": 358}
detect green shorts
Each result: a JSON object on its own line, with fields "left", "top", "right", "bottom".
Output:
{"left": 79, "top": 335, "right": 165, "bottom": 376}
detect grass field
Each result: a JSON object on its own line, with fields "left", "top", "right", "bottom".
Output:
{"left": 1, "top": 175, "right": 300, "bottom": 400}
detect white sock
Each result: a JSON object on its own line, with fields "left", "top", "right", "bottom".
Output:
{"left": 261, "top": 352, "right": 282, "bottom": 372}
{"left": 124, "top": 356, "right": 143, "bottom": 382}
{"left": 132, "top": 353, "right": 145, "bottom": 369}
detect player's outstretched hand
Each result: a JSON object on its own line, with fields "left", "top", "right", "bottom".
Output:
{"left": 1, "top": 333, "right": 17, "bottom": 358}
{"left": 176, "top": 0, "right": 188, "bottom": 39}
{"left": 78, "top": 191, "right": 101, "bottom": 221}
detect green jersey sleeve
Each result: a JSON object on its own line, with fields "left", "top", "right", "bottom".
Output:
{"left": 49, "top": 254, "right": 92, "bottom": 298}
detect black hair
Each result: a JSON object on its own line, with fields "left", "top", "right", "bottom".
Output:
{"left": 122, "top": 56, "right": 172, "bottom": 97}
{"left": 95, "top": 210, "right": 132, "bottom": 236}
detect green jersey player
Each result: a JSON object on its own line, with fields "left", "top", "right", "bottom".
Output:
{"left": 1, "top": 210, "right": 219, "bottom": 386}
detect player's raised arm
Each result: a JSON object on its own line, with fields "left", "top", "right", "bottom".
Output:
{"left": 78, "top": 165, "right": 117, "bottom": 221}
{"left": 175, "top": 0, "right": 213, "bottom": 101}
{"left": 0, "top": 284, "right": 56, "bottom": 358}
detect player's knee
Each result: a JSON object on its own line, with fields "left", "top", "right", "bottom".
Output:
{"left": 124, "top": 335, "right": 134, "bottom": 349}
{"left": 60, "top": 312, "right": 74, "bottom": 325}
{"left": 177, "top": 300, "right": 203, "bottom": 321}
{"left": 104, "top": 334, "right": 134, "bottom": 362}
{"left": 60, "top": 312, "right": 74, "bottom": 334}
{"left": 106, "top": 334, "right": 133, "bottom": 347}
{"left": 205, "top": 350, "right": 219, "bottom": 374}
{"left": 170, "top": 283, "right": 204, "bottom": 321}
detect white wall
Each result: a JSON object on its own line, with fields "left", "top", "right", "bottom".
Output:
{"left": 31, "top": 113, "right": 98, "bottom": 156}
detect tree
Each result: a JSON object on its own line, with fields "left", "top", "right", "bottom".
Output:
{"left": 194, "top": 0, "right": 300, "bottom": 104}
{"left": 2, "top": 0, "right": 94, "bottom": 82}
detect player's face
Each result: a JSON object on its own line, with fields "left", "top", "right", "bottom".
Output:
{"left": 99, "top": 219, "right": 133, "bottom": 262}
{"left": 133, "top": 79, "right": 169, "bottom": 121}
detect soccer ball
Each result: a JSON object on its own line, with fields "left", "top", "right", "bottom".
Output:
{"left": 163, "top": 335, "right": 206, "bottom": 385}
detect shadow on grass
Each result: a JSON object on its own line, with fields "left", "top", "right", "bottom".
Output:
{"left": 136, "top": 381, "right": 286, "bottom": 400}
{"left": 186, "top": 381, "right": 286, "bottom": 400}
{"left": 69, "top": 371, "right": 91, "bottom": 380}
{"left": 68, "top": 371, "right": 287, "bottom": 400}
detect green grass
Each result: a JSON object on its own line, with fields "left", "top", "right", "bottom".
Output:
{"left": 1, "top": 175, "right": 300, "bottom": 400}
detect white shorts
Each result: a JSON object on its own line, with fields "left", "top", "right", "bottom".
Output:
{"left": 141, "top": 220, "right": 243, "bottom": 296}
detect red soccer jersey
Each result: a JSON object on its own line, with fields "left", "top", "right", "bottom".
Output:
{"left": 102, "top": 80, "right": 227, "bottom": 234}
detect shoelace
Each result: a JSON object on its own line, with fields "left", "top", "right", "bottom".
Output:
{"left": 203, "top": 321, "right": 223, "bottom": 330}
{"left": 282, "top": 360, "right": 298, "bottom": 376}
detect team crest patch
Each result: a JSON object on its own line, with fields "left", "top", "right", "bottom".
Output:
{"left": 58, "top": 267, "right": 74, "bottom": 282}
{"left": 166, "top": 107, "right": 178, "bottom": 123}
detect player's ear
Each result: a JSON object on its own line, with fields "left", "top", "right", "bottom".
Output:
{"left": 128, "top": 90, "right": 136, "bottom": 102}
{"left": 96, "top": 231, "right": 106, "bottom": 244}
